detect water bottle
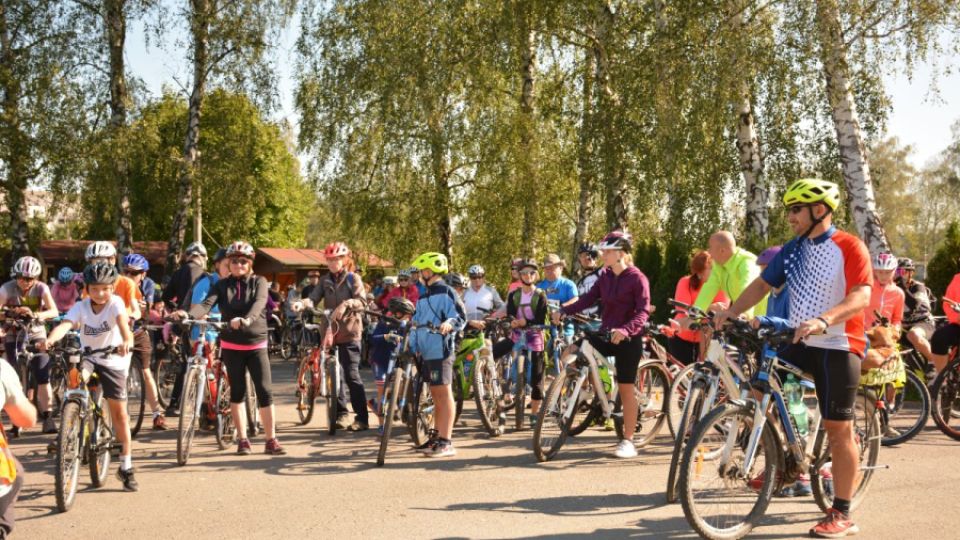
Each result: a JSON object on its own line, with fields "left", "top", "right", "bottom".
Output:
{"left": 784, "top": 374, "right": 808, "bottom": 437}
{"left": 598, "top": 357, "right": 614, "bottom": 394}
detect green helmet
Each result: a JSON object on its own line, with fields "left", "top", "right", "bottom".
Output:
{"left": 411, "top": 252, "right": 448, "bottom": 274}
{"left": 782, "top": 178, "right": 840, "bottom": 211}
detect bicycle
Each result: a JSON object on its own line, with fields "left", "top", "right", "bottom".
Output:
{"left": 149, "top": 323, "right": 186, "bottom": 409}
{"left": 470, "top": 317, "right": 512, "bottom": 436}
{"left": 451, "top": 325, "right": 490, "bottom": 425}
{"left": 292, "top": 309, "right": 342, "bottom": 435}
{"left": 52, "top": 345, "right": 121, "bottom": 513}
{"left": 930, "top": 304, "right": 960, "bottom": 440}
{"left": 533, "top": 318, "right": 670, "bottom": 462}
{"left": 678, "top": 323, "right": 883, "bottom": 539}
{"left": 502, "top": 318, "right": 551, "bottom": 431}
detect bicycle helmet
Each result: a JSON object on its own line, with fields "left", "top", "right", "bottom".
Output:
{"left": 11, "top": 256, "right": 42, "bottom": 279}
{"left": 598, "top": 230, "right": 633, "bottom": 252}
{"left": 577, "top": 243, "right": 600, "bottom": 258}
{"left": 387, "top": 297, "right": 416, "bottom": 316}
{"left": 212, "top": 247, "right": 228, "bottom": 263}
{"left": 85, "top": 241, "right": 117, "bottom": 261}
{"left": 517, "top": 258, "right": 539, "bottom": 271}
{"left": 225, "top": 241, "right": 256, "bottom": 259}
{"left": 324, "top": 242, "right": 350, "bottom": 258}
{"left": 510, "top": 258, "right": 524, "bottom": 270}
{"left": 873, "top": 252, "right": 898, "bottom": 271}
{"left": 57, "top": 267, "right": 75, "bottom": 284}
{"left": 411, "top": 252, "right": 448, "bottom": 274}
{"left": 398, "top": 268, "right": 412, "bottom": 279}
{"left": 83, "top": 262, "right": 119, "bottom": 285}
{"left": 383, "top": 276, "right": 398, "bottom": 286}
{"left": 782, "top": 178, "right": 840, "bottom": 211}
{"left": 444, "top": 272, "right": 466, "bottom": 289}
{"left": 756, "top": 246, "right": 782, "bottom": 266}
{"left": 467, "top": 264, "right": 485, "bottom": 278}
{"left": 898, "top": 257, "right": 916, "bottom": 271}
{"left": 122, "top": 253, "right": 150, "bottom": 272}
{"left": 184, "top": 242, "right": 207, "bottom": 258}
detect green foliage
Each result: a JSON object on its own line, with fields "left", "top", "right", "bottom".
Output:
{"left": 926, "top": 221, "right": 960, "bottom": 312}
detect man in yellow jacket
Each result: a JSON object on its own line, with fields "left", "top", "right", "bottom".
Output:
{"left": 693, "top": 231, "right": 768, "bottom": 317}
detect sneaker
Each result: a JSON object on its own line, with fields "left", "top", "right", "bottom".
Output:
{"left": 237, "top": 439, "right": 252, "bottom": 456}
{"left": 415, "top": 429, "right": 439, "bottom": 453}
{"left": 116, "top": 468, "right": 140, "bottom": 492}
{"left": 42, "top": 414, "right": 57, "bottom": 434}
{"left": 779, "top": 480, "right": 813, "bottom": 497}
{"left": 529, "top": 414, "right": 539, "bottom": 429}
{"left": 424, "top": 439, "right": 456, "bottom": 458}
{"left": 809, "top": 508, "right": 860, "bottom": 538}
{"left": 603, "top": 418, "right": 616, "bottom": 431}
{"left": 335, "top": 416, "right": 351, "bottom": 430}
{"left": 164, "top": 405, "right": 180, "bottom": 418}
{"left": 347, "top": 421, "right": 369, "bottom": 432}
{"left": 883, "top": 424, "right": 900, "bottom": 439}
{"left": 614, "top": 439, "right": 637, "bottom": 458}
{"left": 153, "top": 415, "right": 168, "bottom": 431}
{"left": 264, "top": 438, "right": 287, "bottom": 455}
{"left": 47, "top": 441, "right": 58, "bottom": 454}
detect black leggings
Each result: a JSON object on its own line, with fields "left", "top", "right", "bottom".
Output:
{"left": 582, "top": 334, "right": 643, "bottom": 384}
{"left": 336, "top": 342, "right": 368, "bottom": 424}
{"left": 931, "top": 323, "right": 960, "bottom": 355}
{"left": 223, "top": 348, "right": 273, "bottom": 407}
{"left": 492, "top": 338, "right": 546, "bottom": 401}
{"left": 667, "top": 336, "right": 699, "bottom": 366}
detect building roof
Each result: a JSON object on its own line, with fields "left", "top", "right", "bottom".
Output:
{"left": 256, "top": 248, "right": 393, "bottom": 269}
{"left": 40, "top": 240, "right": 169, "bottom": 267}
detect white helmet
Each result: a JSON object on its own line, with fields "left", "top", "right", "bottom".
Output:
{"left": 11, "top": 256, "right": 42, "bottom": 278}
{"left": 85, "top": 241, "right": 117, "bottom": 261}
{"left": 383, "top": 276, "right": 398, "bottom": 286}
{"left": 873, "top": 252, "right": 897, "bottom": 271}
{"left": 185, "top": 242, "right": 208, "bottom": 258}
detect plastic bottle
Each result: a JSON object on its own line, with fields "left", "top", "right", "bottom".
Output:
{"left": 598, "top": 357, "right": 614, "bottom": 394}
{"left": 784, "top": 374, "right": 808, "bottom": 437}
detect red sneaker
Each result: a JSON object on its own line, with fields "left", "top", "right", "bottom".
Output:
{"left": 810, "top": 508, "right": 860, "bottom": 538}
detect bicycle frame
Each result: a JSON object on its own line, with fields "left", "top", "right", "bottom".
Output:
{"left": 561, "top": 337, "right": 621, "bottom": 423}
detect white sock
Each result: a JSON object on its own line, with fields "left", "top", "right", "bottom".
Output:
{"left": 121, "top": 454, "right": 133, "bottom": 471}
{"left": 153, "top": 410, "right": 162, "bottom": 419}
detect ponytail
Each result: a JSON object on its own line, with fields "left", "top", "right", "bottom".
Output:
{"left": 689, "top": 250, "right": 711, "bottom": 292}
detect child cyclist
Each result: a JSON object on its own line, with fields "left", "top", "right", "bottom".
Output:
{"left": 367, "top": 297, "right": 416, "bottom": 430}
{"left": 45, "top": 263, "right": 138, "bottom": 491}
{"left": 408, "top": 252, "right": 465, "bottom": 457}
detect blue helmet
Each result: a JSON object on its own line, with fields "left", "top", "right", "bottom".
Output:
{"left": 57, "top": 267, "right": 75, "bottom": 284}
{"left": 122, "top": 253, "right": 150, "bottom": 272}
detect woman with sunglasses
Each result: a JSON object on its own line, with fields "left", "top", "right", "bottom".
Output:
{"left": 0, "top": 257, "right": 59, "bottom": 433}
{"left": 178, "top": 241, "right": 285, "bottom": 455}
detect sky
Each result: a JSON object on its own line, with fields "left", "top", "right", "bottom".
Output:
{"left": 125, "top": 18, "right": 960, "bottom": 170}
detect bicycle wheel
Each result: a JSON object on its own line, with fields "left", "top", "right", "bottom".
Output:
{"left": 55, "top": 400, "right": 83, "bottom": 512}
{"left": 679, "top": 402, "right": 778, "bottom": 540}
{"left": 126, "top": 366, "right": 146, "bottom": 438}
{"left": 245, "top": 372, "right": 260, "bottom": 438}
{"left": 931, "top": 357, "right": 960, "bottom": 441}
{"left": 177, "top": 368, "right": 201, "bottom": 466}
{"left": 453, "top": 364, "right": 464, "bottom": 425}
{"left": 533, "top": 368, "right": 581, "bottom": 462}
{"left": 154, "top": 355, "right": 179, "bottom": 409}
{"left": 473, "top": 356, "right": 504, "bottom": 436}
{"left": 280, "top": 326, "right": 293, "bottom": 360}
{"left": 881, "top": 369, "right": 929, "bottom": 446}
{"left": 810, "top": 390, "right": 881, "bottom": 514}
{"left": 666, "top": 380, "right": 706, "bottom": 504}
{"left": 50, "top": 360, "right": 66, "bottom": 415}
{"left": 631, "top": 359, "right": 670, "bottom": 447}
{"left": 215, "top": 370, "right": 234, "bottom": 450}
{"left": 377, "top": 370, "right": 403, "bottom": 466}
{"left": 667, "top": 363, "right": 697, "bottom": 439}
{"left": 514, "top": 355, "right": 527, "bottom": 431}
{"left": 409, "top": 380, "right": 435, "bottom": 446}
{"left": 295, "top": 353, "right": 317, "bottom": 425}
{"left": 325, "top": 357, "right": 339, "bottom": 435}
{"left": 88, "top": 402, "right": 113, "bottom": 487}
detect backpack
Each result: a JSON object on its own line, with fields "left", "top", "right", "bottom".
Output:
{"left": 509, "top": 287, "right": 547, "bottom": 324}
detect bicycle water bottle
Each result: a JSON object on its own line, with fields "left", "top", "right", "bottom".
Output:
{"left": 784, "top": 374, "right": 808, "bottom": 437}
{"left": 598, "top": 357, "right": 614, "bottom": 394}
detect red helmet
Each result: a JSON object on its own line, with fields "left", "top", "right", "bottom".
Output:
{"left": 324, "top": 242, "right": 350, "bottom": 258}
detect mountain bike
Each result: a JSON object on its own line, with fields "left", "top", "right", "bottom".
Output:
{"left": 52, "top": 345, "right": 120, "bottom": 513}
{"left": 293, "top": 309, "right": 342, "bottom": 435}
{"left": 452, "top": 326, "right": 490, "bottom": 424}
{"left": 471, "top": 318, "right": 512, "bottom": 437}
{"left": 678, "top": 323, "right": 883, "bottom": 539}
{"left": 173, "top": 319, "right": 228, "bottom": 465}
{"left": 503, "top": 320, "right": 551, "bottom": 431}
{"left": 930, "top": 345, "right": 960, "bottom": 441}
{"left": 150, "top": 323, "right": 185, "bottom": 409}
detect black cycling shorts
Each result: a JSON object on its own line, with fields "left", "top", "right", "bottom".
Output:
{"left": 778, "top": 344, "right": 860, "bottom": 421}
{"left": 425, "top": 355, "right": 454, "bottom": 386}
{"left": 930, "top": 323, "right": 960, "bottom": 356}
{"left": 583, "top": 334, "right": 643, "bottom": 384}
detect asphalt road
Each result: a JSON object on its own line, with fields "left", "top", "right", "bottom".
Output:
{"left": 12, "top": 359, "right": 960, "bottom": 539}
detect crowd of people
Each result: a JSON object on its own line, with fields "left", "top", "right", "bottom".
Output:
{"left": 1, "top": 177, "right": 960, "bottom": 538}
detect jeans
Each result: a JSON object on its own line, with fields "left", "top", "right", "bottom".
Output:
{"left": 336, "top": 341, "right": 368, "bottom": 424}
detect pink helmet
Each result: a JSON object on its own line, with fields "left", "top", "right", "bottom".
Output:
{"left": 225, "top": 241, "right": 256, "bottom": 259}
{"left": 324, "top": 242, "right": 350, "bottom": 258}
{"left": 873, "top": 252, "right": 897, "bottom": 271}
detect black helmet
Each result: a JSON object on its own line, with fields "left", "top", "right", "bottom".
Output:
{"left": 577, "top": 243, "right": 600, "bottom": 258}
{"left": 444, "top": 272, "right": 467, "bottom": 289}
{"left": 387, "top": 297, "right": 416, "bottom": 316}
{"left": 518, "top": 258, "right": 539, "bottom": 271}
{"left": 213, "top": 248, "right": 228, "bottom": 263}
{"left": 897, "top": 257, "right": 916, "bottom": 271}
{"left": 83, "top": 262, "right": 119, "bottom": 286}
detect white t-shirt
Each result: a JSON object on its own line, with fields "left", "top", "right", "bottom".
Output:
{"left": 64, "top": 296, "right": 131, "bottom": 370}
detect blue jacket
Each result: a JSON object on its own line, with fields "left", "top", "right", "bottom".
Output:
{"left": 190, "top": 273, "right": 220, "bottom": 343}
{"left": 409, "top": 280, "right": 465, "bottom": 361}
{"left": 369, "top": 319, "right": 407, "bottom": 365}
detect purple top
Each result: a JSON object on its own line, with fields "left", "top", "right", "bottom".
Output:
{"left": 562, "top": 266, "right": 650, "bottom": 337}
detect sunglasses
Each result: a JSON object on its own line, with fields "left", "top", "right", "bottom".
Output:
{"left": 229, "top": 258, "right": 252, "bottom": 266}
{"left": 15, "top": 276, "right": 37, "bottom": 282}
{"left": 519, "top": 269, "right": 537, "bottom": 276}
{"left": 124, "top": 270, "right": 144, "bottom": 276}
{"left": 469, "top": 276, "right": 483, "bottom": 280}
{"left": 787, "top": 204, "right": 813, "bottom": 214}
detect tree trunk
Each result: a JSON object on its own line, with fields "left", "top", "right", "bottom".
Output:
{"left": 572, "top": 47, "right": 596, "bottom": 273}
{"left": 167, "top": 0, "right": 209, "bottom": 274}
{"left": 0, "top": 6, "right": 31, "bottom": 260}
{"left": 105, "top": 0, "right": 134, "bottom": 255}
{"left": 518, "top": 14, "right": 538, "bottom": 255}
{"left": 594, "top": 0, "right": 628, "bottom": 233}
{"left": 815, "top": 0, "right": 889, "bottom": 254}
{"left": 428, "top": 113, "right": 453, "bottom": 261}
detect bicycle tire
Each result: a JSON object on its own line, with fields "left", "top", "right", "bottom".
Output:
{"left": 409, "top": 379, "right": 435, "bottom": 446}
{"left": 295, "top": 353, "right": 317, "bottom": 425}
{"left": 880, "top": 369, "right": 929, "bottom": 446}
{"left": 215, "top": 369, "right": 233, "bottom": 450}
{"left": 514, "top": 354, "right": 527, "bottom": 431}
{"left": 666, "top": 380, "right": 705, "bottom": 504}
{"left": 177, "top": 368, "right": 201, "bottom": 466}
{"left": 473, "top": 356, "right": 504, "bottom": 437}
{"left": 931, "top": 356, "right": 960, "bottom": 441}
{"left": 280, "top": 326, "right": 293, "bottom": 360}
{"left": 126, "top": 365, "right": 146, "bottom": 438}
{"left": 153, "top": 354, "right": 178, "bottom": 409}
{"left": 667, "top": 362, "right": 697, "bottom": 439}
{"left": 244, "top": 372, "right": 260, "bottom": 438}
{"left": 55, "top": 400, "right": 83, "bottom": 512}
{"left": 810, "top": 390, "right": 880, "bottom": 514}
{"left": 679, "top": 402, "right": 778, "bottom": 540}
{"left": 377, "top": 370, "right": 403, "bottom": 466}
{"left": 453, "top": 364, "right": 464, "bottom": 425}
{"left": 631, "top": 359, "right": 670, "bottom": 448}
{"left": 533, "top": 368, "right": 580, "bottom": 462}
{"left": 50, "top": 360, "right": 66, "bottom": 415}
{"left": 89, "top": 400, "right": 113, "bottom": 487}
{"left": 326, "top": 356, "right": 339, "bottom": 435}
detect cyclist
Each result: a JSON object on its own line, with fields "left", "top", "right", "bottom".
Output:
{"left": 895, "top": 258, "right": 936, "bottom": 373}
{"left": 538, "top": 254, "right": 578, "bottom": 306}
{"left": 669, "top": 250, "right": 729, "bottom": 365}
{"left": 928, "top": 267, "right": 960, "bottom": 374}
{"left": 375, "top": 276, "right": 398, "bottom": 309}
{"left": 864, "top": 253, "right": 903, "bottom": 331}
{"left": 463, "top": 265, "right": 504, "bottom": 327}
{"left": 445, "top": 272, "right": 467, "bottom": 296}
{"left": 507, "top": 258, "right": 524, "bottom": 293}
{"left": 575, "top": 244, "right": 603, "bottom": 316}
{"left": 45, "top": 262, "right": 139, "bottom": 491}
{"left": 301, "top": 270, "right": 321, "bottom": 300}
{"left": 161, "top": 242, "right": 208, "bottom": 311}
{"left": 409, "top": 268, "right": 428, "bottom": 297}
{"left": 122, "top": 254, "right": 167, "bottom": 430}
{"left": 408, "top": 252, "right": 465, "bottom": 457}
{"left": 714, "top": 178, "right": 872, "bottom": 538}
{"left": 83, "top": 241, "right": 140, "bottom": 321}
{"left": 367, "top": 297, "right": 416, "bottom": 430}
{"left": 553, "top": 230, "right": 651, "bottom": 459}
{"left": 0, "top": 256, "right": 59, "bottom": 434}
{"left": 690, "top": 230, "right": 767, "bottom": 319}
{"left": 385, "top": 269, "right": 420, "bottom": 306}
{"left": 51, "top": 267, "right": 81, "bottom": 314}
{"left": 301, "top": 242, "right": 370, "bottom": 432}
{"left": 0, "top": 354, "right": 36, "bottom": 536}
{"left": 180, "top": 241, "right": 286, "bottom": 455}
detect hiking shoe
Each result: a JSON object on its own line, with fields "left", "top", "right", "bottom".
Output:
{"left": 42, "top": 414, "right": 57, "bottom": 434}
{"left": 424, "top": 440, "right": 456, "bottom": 458}
{"left": 237, "top": 439, "right": 252, "bottom": 456}
{"left": 809, "top": 508, "right": 859, "bottom": 538}
{"left": 614, "top": 439, "right": 637, "bottom": 458}
{"left": 335, "top": 416, "right": 351, "bottom": 430}
{"left": 415, "top": 429, "right": 439, "bottom": 453}
{"left": 603, "top": 418, "right": 616, "bottom": 431}
{"left": 116, "top": 468, "right": 140, "bottom": 492}
{"left": 264, "top": 438, "right": 287, "bottom": 455}
{"left": 164, "top": 405, "right": 180, "bottom": 418}
{"left": 347, "top": 421, "right": 369, "bottom": 432}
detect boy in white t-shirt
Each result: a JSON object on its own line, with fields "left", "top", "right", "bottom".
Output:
{"left": 45, "top": 263, "right": 138, "bottom": 492}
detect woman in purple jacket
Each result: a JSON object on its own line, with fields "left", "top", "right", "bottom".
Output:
{"left": 553, "top": 230, "right": 650, "bottom": 459}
